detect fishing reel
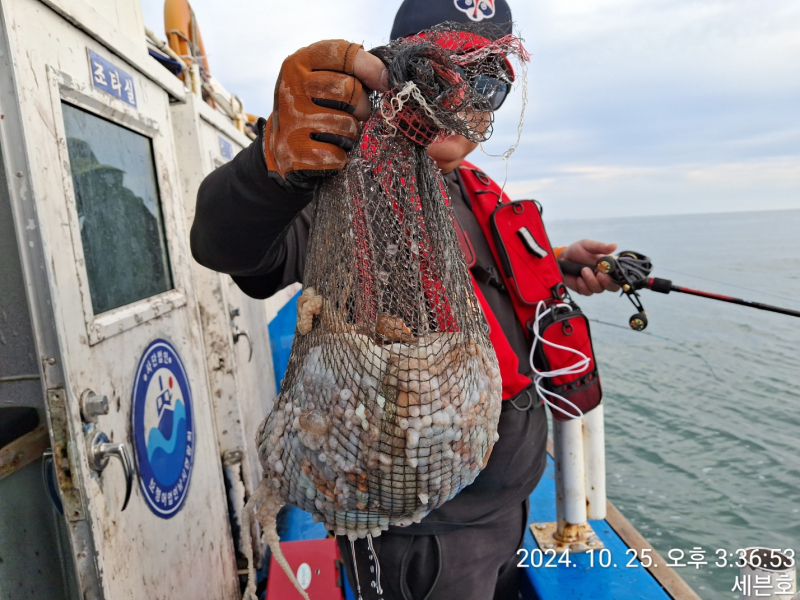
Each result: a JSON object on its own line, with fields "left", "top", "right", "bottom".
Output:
{"left": 561, "top": 250, "right": 800, "bottom": 326}
{"left": 596, "top": 251, "right": 652, "bottom": 330}
{"left": 560, "top": 251, "right": 653, "bottom": 330}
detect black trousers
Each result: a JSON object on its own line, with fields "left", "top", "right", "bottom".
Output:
{"left": 337, "top": 402, "right": 546, "bottom": 600}
{"left": 338, "top": 499, "right": 529, "bottom": 600}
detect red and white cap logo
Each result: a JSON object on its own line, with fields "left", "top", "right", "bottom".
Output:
{"left": 454, "top": 0, "right": 496, "bottom": 22}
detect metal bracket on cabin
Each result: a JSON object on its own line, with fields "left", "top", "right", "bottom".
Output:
{"left": 232, "top": 325, "right": 252, "bottom": 362}
{"left": 45, "top": 388, "right": 86, "bottom": 522}
{"left": 229, "top": 307, "right": 253, "bottom": 362}
{"left": 530, "top": 522, "right": 604, "bottom": 554}
{"left": 222, "top": 448, "right": 244, "bottom": 466}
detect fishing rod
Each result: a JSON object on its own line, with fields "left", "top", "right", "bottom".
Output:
{"left": 559, "top": 251, "right": 800, "bottom": 331}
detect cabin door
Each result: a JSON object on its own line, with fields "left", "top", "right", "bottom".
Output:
{"left": 0, "top": 3, "right": 239, "bottom": 598}
{"left": 171, "top": 95, "right": 278, "bottom": 566}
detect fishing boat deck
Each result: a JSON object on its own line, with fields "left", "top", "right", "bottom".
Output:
{"left": 521, "top": 456, "right": 678, "bottom": 599}
{"left": 277, "top": 454, "right": 695, "bottom": 600}
{"left": 270, "top": 290, "right": 697, "bottom": 600}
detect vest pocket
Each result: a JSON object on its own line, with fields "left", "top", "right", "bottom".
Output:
{"left": 528, "top": 302, "right": 603, "bottom": 421}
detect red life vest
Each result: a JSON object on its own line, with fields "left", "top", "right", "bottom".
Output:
{"left": 455, "top": 160, "right": 603, "bottom": 420}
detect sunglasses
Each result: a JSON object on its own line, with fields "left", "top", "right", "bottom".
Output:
{"left": 453, "top": 67, "right": 511, "bottom": 110}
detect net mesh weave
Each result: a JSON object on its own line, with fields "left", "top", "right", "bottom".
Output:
{"left": 246, "top": 23, "right": 528, "bottom": 598}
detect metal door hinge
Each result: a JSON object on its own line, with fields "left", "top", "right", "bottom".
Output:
{"left": 46, "top": 388, "right": 86, "bottom": 522}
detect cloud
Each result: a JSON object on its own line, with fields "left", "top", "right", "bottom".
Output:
{"left": 504, "top": 156, "right": 800, "bottom": 220}
{"left": 140, "top": 0, "right": 800, "bottom": 219}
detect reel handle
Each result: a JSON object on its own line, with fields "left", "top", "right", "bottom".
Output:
{"left": 558, "top": 256, "right": 619, "bottom": 281}
{"left": 558, "top": 260, "right": 594, "bottom": 277}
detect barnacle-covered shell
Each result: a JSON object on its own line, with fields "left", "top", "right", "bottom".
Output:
{"left": 296, "top": 286, "right": 323, "bottom": 335}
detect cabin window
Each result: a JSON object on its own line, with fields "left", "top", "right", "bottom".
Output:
{"left": 62, "top": 103, "right": 173, "bottom": 314}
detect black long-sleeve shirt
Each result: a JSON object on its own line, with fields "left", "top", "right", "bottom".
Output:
{"left": 191, "top": 119, "right": 547, "bottom": 533}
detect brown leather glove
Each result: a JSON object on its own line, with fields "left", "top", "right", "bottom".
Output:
{"left": 265, "top": 40, "right": 364, "bottom": 190}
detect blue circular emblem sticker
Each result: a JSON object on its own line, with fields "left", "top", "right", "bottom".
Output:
{"left": 131, "top": 339, "right": 195, "bottom": 518}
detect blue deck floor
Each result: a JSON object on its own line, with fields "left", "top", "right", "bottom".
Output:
{"left": 522, "top": 456, "right": 672, "bottom": 600}
{"left": 278, "top": 456, "right": 674, "bottom": 600}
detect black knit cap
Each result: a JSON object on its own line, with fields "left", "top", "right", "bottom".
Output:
{"left": 390, "top": 0, "right": 513, "bottom": 40}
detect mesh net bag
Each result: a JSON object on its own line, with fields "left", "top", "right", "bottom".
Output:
{"left": 243, "top": 23, "right": 529, "bottom": 600}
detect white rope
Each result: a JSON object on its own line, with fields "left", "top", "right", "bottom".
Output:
{"left": 366, "top": 534, "right": 383, "bottom": 596}
{"left": 528, "top": 301, "right": 590, "bottom": 420}
{"left": 350, "top": 538, "right": 364, "bottom": 600}
{"left": 380, "top": 80, "right": 447, "bottom": 137}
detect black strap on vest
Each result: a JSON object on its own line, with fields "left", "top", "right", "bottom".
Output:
{"left": 472, "top": 264, "right": 507, "bottom": 293}
{"left": 501, "top": 384, "right": 542, "bottom": 412}
{"left": 452, "top": 170, "right": 509, "bottom": 295}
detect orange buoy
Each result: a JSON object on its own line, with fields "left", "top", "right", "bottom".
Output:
{"left": 164, "top": 0, "right": 211, "bottom": 85}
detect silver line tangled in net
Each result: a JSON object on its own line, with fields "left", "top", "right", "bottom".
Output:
{"left": 242, "top": 22, "right": 529, "bottom": 600}
{"left": 373, "top": 21, "right": 529, "bottom": 146}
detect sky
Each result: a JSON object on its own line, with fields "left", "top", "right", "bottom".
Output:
{"left": 141, "top": 0, "right": 800, "bottom": 220}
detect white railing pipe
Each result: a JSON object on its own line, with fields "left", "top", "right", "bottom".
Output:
{"left": 583, "top": 404, "right": 607, "bottom": 520}
{"left": 554, "top": 417, "right": 586, "bottom": 539}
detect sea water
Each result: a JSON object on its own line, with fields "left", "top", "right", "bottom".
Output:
{"left": 548, "top": 208, "right": 800, "bottom": 599}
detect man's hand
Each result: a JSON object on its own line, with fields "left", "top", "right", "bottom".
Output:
{"left": 560, "top": 240, "right": 621, "bottom": 296}
{"left": 265, "top": 40, "right": 389, "bottom": 189}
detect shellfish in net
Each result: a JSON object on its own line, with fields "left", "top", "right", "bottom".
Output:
{"left": 242, "top": 22, "right": 529, "bottom": 600}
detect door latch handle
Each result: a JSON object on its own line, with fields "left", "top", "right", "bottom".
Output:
{"left": 86, "top": 430, "right": 133, "bottom": 511}
{"left": 232, "top": 325, "right": 253, "bottom": 362}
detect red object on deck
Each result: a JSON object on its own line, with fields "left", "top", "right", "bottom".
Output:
{"left": 265, "top": 538, "right": 343, "bottom": 600}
